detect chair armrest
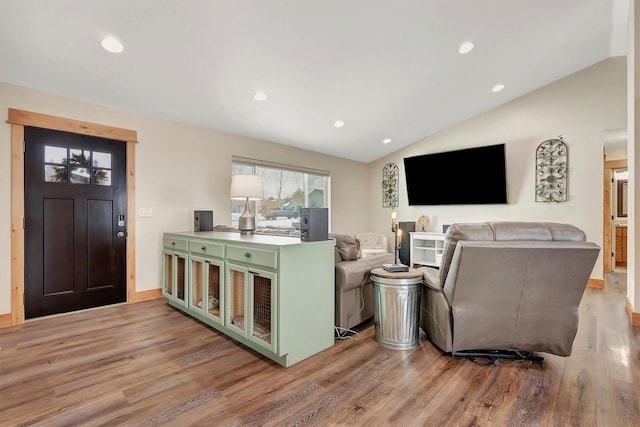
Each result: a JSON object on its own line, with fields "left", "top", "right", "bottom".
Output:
{"left": 417, "top": 266, "right": 442, "bottom": 291}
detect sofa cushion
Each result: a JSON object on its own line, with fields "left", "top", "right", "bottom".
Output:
{"left": 542, "top": 222, "right": 586, "bottom": 241}
{"left": 488, "top": 221, "right": 553, "bottom": 241}
{"left": 440, "top": 223, "right": 493, "bottom": 285}
{"left": 335, "top": 253, "right": 395, "bottom": 291}
{"left": 330, "top": 233, "right": 359, "bottom": 261}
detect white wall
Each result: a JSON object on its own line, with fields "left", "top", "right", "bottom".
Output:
{"left": 367, "top": 57, "right": 627, "bottom": 280}
{"left": 0, "top": 82, "right": 370, "bottom": 314}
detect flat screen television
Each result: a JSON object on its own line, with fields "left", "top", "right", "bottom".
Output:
{"left": 404, "top": 143, "right": 507, "bottom": 205}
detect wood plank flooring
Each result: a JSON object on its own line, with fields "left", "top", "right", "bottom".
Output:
{"left": 1, "top": 272, "right": 638, "bottom": 426}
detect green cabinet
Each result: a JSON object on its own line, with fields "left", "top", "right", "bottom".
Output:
{"left": 162, "top": 236, "right": 188, "bottom": 308}
{"left": 162, "top": 231, "right": 334, "bottom": 367}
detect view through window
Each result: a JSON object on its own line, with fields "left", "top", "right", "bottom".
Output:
{"left": 231, "top": 159, "right": 330, "bottom": 229}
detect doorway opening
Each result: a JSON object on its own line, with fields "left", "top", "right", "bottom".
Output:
{"left": 603, "top": 156, "right": 628, "bottom": 275}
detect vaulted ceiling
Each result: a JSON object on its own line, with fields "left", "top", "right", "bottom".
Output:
{"left": 0, "top": 0, "right": 629, "bottom": 162}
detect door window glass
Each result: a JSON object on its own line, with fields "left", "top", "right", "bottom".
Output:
{"left": 44, "top": 146, "right": 112, "bottom": 186}
{"left": 69, "top": 149, "right": 90, "bottom": 184}
{"left": 44, "top": 145, "right": 68, "bottom": 182}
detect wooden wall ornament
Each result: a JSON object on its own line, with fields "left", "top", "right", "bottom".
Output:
{"left": 382, "top": 163, "right": 399, "bottom": 207}
{"left": 535, "top": 137, "right": 567, "bottom": 202}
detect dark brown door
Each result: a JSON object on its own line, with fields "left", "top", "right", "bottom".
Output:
{"left": 24, "top": 127, "right": 127, "bottom": 318}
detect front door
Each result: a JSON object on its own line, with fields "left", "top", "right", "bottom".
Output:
{"left": 24, "top": 127, "right": 127, "bottom": 318}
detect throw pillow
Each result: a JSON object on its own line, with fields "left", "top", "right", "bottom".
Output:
{"left": 330, "top": 234, "right": 359, "bottom": 261}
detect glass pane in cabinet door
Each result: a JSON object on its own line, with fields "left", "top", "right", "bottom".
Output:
{"left": 164, "top": 254, "right": 174, "bottom": 295}
{"left": 207, "top": 263, "right": 221, "bottom": 318}
{"left": 228, "top": 269, "right": 245, "bottom": 331}
{"left": 176, "top": 257, "right": 186, "bottom": 302}
{"left": 191, "top": 260, "right": 203, "bottom": 310}
{"left": 252, "top": 276, "right": 272, "bottom": 344}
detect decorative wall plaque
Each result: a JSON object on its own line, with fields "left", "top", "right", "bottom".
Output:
{"left": 382, "top": 163, "right": 399, "bottom": 207}
{"left": 535, "top": 137, "right": 567, "bottom": 202}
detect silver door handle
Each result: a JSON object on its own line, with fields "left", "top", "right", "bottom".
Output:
{"left": 117, "top": 231, "right": 125, "bottom": 238}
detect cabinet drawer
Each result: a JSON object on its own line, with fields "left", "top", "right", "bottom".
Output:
{"left": 163, "top": 236, "right": 188, "bottom": 251}
{"left": 227, "top": 245, "right": 278, "bottom": 270}
{"left": 189, "top": 239, "right": 225, "bottom": 258}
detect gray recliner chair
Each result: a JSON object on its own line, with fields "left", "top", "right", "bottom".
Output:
{"left": 418, "top": 221, "right": 600, "bottom": 360}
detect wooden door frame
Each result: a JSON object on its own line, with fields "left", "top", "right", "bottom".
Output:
{"left": 603, "top": 155, "right": 628, "bottom": 274}
{"left": 8, "top": 109, "right": 138, "bottom": 326}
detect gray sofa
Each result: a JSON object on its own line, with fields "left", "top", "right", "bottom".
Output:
{"left": 418, "top": 221, "right": 600, "bottom": 358}
{"left": 331, "top": 234, "right": 394, "bottom": 330}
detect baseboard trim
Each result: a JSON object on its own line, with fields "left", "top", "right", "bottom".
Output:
{"left": 0, "top": 312, "right": 12, "bottom": 328}
{"left": 587, "top": 278, "right": 605, "bottom": 289}
{"left": 130, "top": 288, "right": 163, "bottom": 304}
{"left": 625, "top": 296, "right": 640, "bottom": 326}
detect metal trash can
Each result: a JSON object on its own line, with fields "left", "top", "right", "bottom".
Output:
{"left": 370, "top": 267, "right": 423, "bottom": 350}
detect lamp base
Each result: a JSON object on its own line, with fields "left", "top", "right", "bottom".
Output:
{"left": 238, "top": 200, "right": 256, "bottom": 235}
{"left": 383, "top": 263, "right": 410, "bottom": 273}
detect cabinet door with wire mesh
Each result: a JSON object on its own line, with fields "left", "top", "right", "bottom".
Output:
{"left": 226, "top": 263, "right": 248, "bottom": 335}
{"left": 248, "top": 269, "right": 276, "bottom": 352}
{"left": 190, "top": 256, "right": 224, "bottom": 324}
{"left": 226, "top": 263, "right": 277, "bottom": 353}
{"left": 163, "top": 250, "right": 187, "bottom": 308}
{"left": 205, "top": 258, "right": 224, "bottom": 323}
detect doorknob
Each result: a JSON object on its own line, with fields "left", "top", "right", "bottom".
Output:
{"left": 117, "top": 231, "right": 125, "bottom": 238}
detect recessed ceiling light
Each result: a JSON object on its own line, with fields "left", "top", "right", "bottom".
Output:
{"left": 492, "top": 84, "right": 505, "bottom": 93}
{"left": 334, "top": 120, "right": 345, "bottom": 128}
{"left": 254, "top": 90, "right": 267, "bottom": 101}
{"left": 458, "top": 41, "right": 474, "bottom": 54}
{"left": 101, "top": 36, "right": 124, "bottom": 53}
{"left": 382, "top": 138, "right": 392, "bottom": 144}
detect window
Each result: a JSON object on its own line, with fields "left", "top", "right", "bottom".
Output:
{"left": 231, "top": 157, "right": 330, "bottom": 228}
{"left": 44, "top": 145, "right": 112, "bottom": 186}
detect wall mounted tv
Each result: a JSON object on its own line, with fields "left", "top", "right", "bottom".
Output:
{"left": 404, "top": 143, "right": 507, "bottom": 205}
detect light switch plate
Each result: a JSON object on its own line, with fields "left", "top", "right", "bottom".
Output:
{"left": 138, "top": 208, "right": 153, "bottom": 217}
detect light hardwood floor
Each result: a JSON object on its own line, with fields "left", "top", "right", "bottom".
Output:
{"left": 1, "top": 273, "right": 638, "bottom": 427}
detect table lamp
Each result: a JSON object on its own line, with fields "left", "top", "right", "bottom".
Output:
{"left": 230, "top": 174, "right": 264, "bottom": 235}
{"left": 384, "top": 211, "right": 409, "bottom": 272}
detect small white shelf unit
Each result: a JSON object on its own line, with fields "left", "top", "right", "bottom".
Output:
{"left": 410, "top": 232, "right": 446, "bottom": 268}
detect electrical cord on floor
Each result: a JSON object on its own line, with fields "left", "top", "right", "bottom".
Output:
{"left": 334, "top": 326, "right": 360, "bottom": 340}
{"left": 334, "top": 281, "right": 367, "bottom": 340}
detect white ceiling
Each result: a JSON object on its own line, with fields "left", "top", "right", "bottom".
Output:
{"left": 0, "top": 0, "right": 629, "bottom": 163}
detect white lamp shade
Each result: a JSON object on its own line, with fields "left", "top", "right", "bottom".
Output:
{"left": 230, "top": 174, "right": 264, "bottom": 200}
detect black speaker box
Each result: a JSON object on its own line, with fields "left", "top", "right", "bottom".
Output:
{"left": 399, "top": 221, "right": 415, "bottom": 266}
{"left": 194, "top": 210, "right": 213, "bottom": 231}
{"left": 300, "top": 208, "right": 328, "bottom": 241}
